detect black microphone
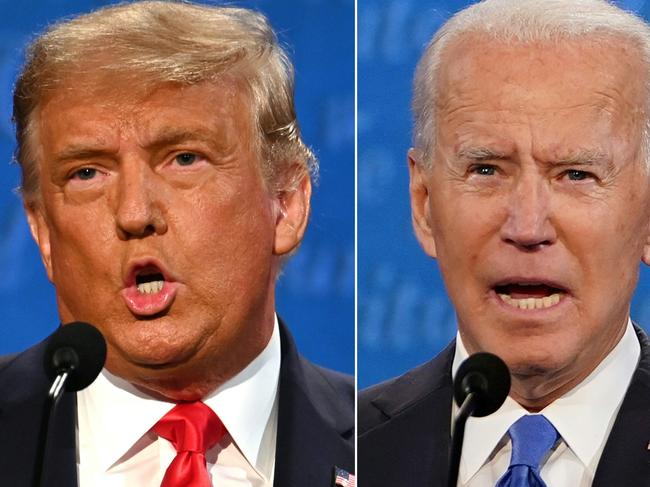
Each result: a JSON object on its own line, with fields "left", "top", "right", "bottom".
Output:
{"left": 447, "top": 352, "right": 510, "bottom": 487}
{"left": 34, "top": 322, "right": 107, "bottom": 487}
{"left": 43, "top": 322, "right": 107, "bottom": 397}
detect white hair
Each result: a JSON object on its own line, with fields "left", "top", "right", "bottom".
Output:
{"left": 413, "top": 0, "right": 650, "bottom": 165}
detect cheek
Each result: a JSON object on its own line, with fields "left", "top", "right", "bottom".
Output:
{"left": 178, "top": 188, "right": 275, "bottom": 279}
{"left": 47, "top": 206, "right": 114, "bottom": 275}
{"left": 562, "top": 197, "right": 646, "bottom": 298}
{"left": 47, "top": 233, "right": 118, "bottom": 321}
{"left": 430, "top": 193, "right": 503, "bottom": 266}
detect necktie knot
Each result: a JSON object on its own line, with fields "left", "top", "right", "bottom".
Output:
{"left": 495, "top": 414, "right": 558, "bottom": 487}
{"left": 153, "top": 402, "right": 225, "bottom": 487}
{"left": 154, "top": 401, "right": 224, "bottom": 453}
{"left": 509, "top": 414, "right": 558, "bottom": 470}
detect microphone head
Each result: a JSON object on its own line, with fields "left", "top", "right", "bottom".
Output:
{"left": 44, "top": 322, "right": 107, "bottom": 392}
{"left": 454, "top": 352, "right": 510, "bottom": 417}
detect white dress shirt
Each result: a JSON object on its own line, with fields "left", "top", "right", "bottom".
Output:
{"left": 452, "top": 319, "right": 640, "bottom": 487}
{"left": 76, "top": 317, "right": 281, "bottom": 487}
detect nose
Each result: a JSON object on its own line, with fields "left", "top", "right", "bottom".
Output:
{"left": 114, "top": 161, "right": 167, "bottom": 240}
{"left": 500, "top": 173, "right": 556, "bottom": 251}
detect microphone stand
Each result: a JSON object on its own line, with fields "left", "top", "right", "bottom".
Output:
{"left": 33, "top": 354, "right": 74, "bottom": 487}
{"left": 448, "top": 373, "right": 483, "bottom": 487}
{"left": 447, "top": 352, "right": 511, "bottom": 487}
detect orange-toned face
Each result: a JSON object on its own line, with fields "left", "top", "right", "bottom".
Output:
{"left": 27, "top": 79, "right": 310, "bottom": 400}
{"left": 410, "top": 36, "right": 650, "bottom": 408}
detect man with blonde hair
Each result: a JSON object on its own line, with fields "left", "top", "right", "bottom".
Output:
{"left": 360, "top": 0, "right": 650, "bottom": 485}
{"left": 0, "top": 2, "right": 353, "bottom": 486}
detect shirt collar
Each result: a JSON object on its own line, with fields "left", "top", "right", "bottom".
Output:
{"left": 203, "top": 316, "right": 280, "bottom": 478}
{"left": 452, "top": 318, "right": 640, "bottom": 483}
{"left": 77, "top": 315, "right": 281, "bottom": 479}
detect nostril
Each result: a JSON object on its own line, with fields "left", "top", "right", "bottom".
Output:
{"left": 116, "top": 214, "right": 165, "bottom": 240}
{"left": 504, "top": 238, "right": 552, "bottom": 252}
{"left": 142, "top": 224, "right": 157, "bottom": 236}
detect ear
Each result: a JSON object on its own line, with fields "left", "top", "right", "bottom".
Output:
{"left": 25, "top": 203, "right": 54, "bottom": 282}
{"left": 643, "top": 230, "right": 650, "bottom": 267}
{"left": 408, "top": 148, "right": 437, "bottom": 258}
{"left": 273, "top": 173, "right": 312, "bottom": 256}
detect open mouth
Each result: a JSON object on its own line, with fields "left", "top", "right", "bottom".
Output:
{"left": 135, "top": 269, "right": 166, "bottom": 295}
{"left": 494, "top": 282, "right": 566, "bottom": 310}
{"left": 121, "top": 260, "right": 179, "bottom": 316}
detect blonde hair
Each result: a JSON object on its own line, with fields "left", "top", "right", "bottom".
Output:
{"left": 13, "top": 0, "right": 316, "bottom": 202}
{"left": 413, "top": 0, "right": 650, "bottom": 165}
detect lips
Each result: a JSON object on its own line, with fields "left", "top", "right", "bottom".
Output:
{"left": 121, "top": 259, "right": 180, "bottom": 316}
{"left": 492, "top": 279, "right": 568, "bottom": 311}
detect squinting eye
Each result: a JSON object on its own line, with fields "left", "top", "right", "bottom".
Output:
{"left": 73, "top": 168, "right": 97, "bottom": 180}
{"left": 471, "top": 165, "right": 497, "bottom": 176}
{"left": 175, "top": 153, "right": 197, "bottom": 166}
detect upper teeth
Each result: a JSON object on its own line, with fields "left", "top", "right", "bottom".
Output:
{"left": 498, "top": 293, "right": 561, "bottom": 309}
{"left": 137, "top": 281, "right": 164, "bottom": 295}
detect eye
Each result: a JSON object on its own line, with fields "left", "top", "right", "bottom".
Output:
{"left": 564, "top": 169, "right": 593, "bottom": 181}
{"left": 469, "top": 164, "right": 497, "bottom": 176}
{"left": 174, "top": 153, "right": 198, "bottom": 166}
{"left": 72, "top": 167, "right": 98, "bottom": 180}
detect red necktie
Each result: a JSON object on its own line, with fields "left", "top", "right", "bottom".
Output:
{"left": 153, "top": 402, "right": 225, "bottom": 487}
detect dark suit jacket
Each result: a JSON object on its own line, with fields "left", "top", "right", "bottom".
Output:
{"left": 358, "top": 326, "right": 650, "bottom": 487}
{"left": 0, "top": 322, "right": 354, "bottom": 487}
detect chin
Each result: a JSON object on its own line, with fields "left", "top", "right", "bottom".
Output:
{"left": 112, "top": 333, "right": 200, "bottom": 367}
{"left": 132, "top": 377, "right": 212, "bottom": 402}
{"left": 507, "top": 361, "right": 558, "bottom": 379}
{"left": 131, "top": 350, "right": 194, "bottom": 367}
{"left": 497, "top": 346, "right": 567, "bottom": 379}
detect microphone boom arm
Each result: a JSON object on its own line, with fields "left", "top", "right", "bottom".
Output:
{"left": 446, "top": 353, "right": 511, "bottom": 487}
{"left": 448, "top": 391, "right": 476, "bottom": 487}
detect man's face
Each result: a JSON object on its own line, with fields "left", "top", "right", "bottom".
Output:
{"left": 27, "top": 78, "right": 309, "bottom": 400}
{"left": 410, "top": 36, "right": 650, "bottom": 407}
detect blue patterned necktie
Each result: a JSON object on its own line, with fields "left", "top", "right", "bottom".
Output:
{"left": 495, "top": 415, "right": 559, "bottom": 487}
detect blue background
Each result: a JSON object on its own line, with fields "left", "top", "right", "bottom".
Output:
{"left": 358, "top": 0, "right": 650, "bottom": 388}
{"left": 0, "top": 0, "right": 354, "bottom": 374}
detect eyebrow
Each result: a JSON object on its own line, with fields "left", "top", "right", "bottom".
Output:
{"left": 457, "top": 147, "right": 508, "bottom": 161}
{"left": 457, "top": 146, "right": 613, "bottom": 169}
{"left": 554, "top": 149, "right": 611, "bottom": 167}
{"left": 54, "top": 143, "right": 117, "bottom": 162}
{"left": 142, "top": 127, "right": 219, "bottom": 152}
{"left": 54, "top": 128, "right": 222, "bottom": 162}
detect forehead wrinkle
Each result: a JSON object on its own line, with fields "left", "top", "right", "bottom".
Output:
{"left": 590, "top": 88, "right": 644, "bottom": 131}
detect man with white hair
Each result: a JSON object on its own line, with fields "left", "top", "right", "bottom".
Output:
{"left": 359, "top": 0, "right": 650, "bottom": 485}
{"left": 0, "top": 2, "right": 353, "bottom": 486}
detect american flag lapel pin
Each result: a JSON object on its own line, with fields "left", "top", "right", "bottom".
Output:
{"left": 332, "top": 466, "right": 356, "bottom": 487}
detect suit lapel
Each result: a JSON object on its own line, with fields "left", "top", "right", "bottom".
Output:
{"left": 593, "top": 326, "right": 650, "bottom": 486}
{"left": 359, "top": 342, "right": 455, "bottom": 487}
{"left": 273, "top": 322, "right": 354, "bottom": 487}
{"left": 0, "top": 339, "right": 78, "bottom": 486}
